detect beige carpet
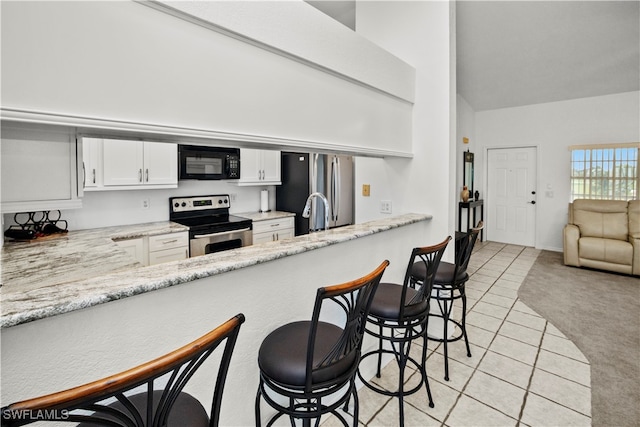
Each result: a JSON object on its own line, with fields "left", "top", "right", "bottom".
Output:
{"left": 518, "top": 251, "right": 639, "bottom": 427}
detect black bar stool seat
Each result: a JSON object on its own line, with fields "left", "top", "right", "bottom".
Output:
{"left": 368, "top": 283, "right": 429, "bottom": 319}
{"left": 77, "top": 390, "right": 208, "bottom": 427}
{"left": 258, "top": 321, "right": 357, "bottom": 386}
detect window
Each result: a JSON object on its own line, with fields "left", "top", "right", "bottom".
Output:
{"left": 570, "top": 143, "right": 639, "bottom": 201}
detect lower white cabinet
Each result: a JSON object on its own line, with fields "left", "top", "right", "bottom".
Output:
{"left": 148, "top": 232, "right": 189, "bottom": 265}
{"left": 114, "top": 231, "right": 188, "bottom": 266}
{"left": 114, "top": 238, "right": 145, "bottom": 265}
{"left": 252, "top": 217, "right": 294, "bottom": 244}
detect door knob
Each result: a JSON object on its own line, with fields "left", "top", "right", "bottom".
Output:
{"left": 531, "top": 191, "right": 536, "bottom": 195}
{"left": 529, "top": 200, "right": 536, "bottom": 204}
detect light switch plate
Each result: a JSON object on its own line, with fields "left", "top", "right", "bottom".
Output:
{"left": 362, "top": 184, "right": 370, "bottom": 197}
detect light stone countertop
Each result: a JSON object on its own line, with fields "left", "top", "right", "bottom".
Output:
{"left": 236, "top": 210, "right": 295, "bottom": 222}
{"left": 0, "top": 213, "right": 431, "bottom": 328}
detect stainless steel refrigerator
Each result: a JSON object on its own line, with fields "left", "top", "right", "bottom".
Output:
{"left": 276, "top": 152, "right": 354, "bottom": 235}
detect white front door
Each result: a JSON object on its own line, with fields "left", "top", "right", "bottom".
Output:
{"left": 487, "top": 147, "right": 537, "bottom": 246}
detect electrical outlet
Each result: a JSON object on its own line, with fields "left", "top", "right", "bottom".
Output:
{"left": 380, "top": 200, "right": 392, "bottom": 214}
{"left": 142, "top": 198, "right": 150, "bottom": 209}
{"left": 230, "top": 193, "right": 237, "bottom": 202}
{"left": 362, "top": 184, "right": 370, "bottom": 197}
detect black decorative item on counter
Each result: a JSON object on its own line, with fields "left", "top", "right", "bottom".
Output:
{"left": 474, "top": 190, "right": 480, "bottom": 201}
{"left": 3, "top": 210, "right": 68, "bottom": 241}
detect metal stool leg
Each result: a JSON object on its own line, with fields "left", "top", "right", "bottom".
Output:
{"left": 461, "top": 287, "right": 471, "bottom": 357}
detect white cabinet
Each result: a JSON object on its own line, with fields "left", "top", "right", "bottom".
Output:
{"left": 103, "top": 139, "right": 177, "bottom": 187}
{"left": 114, "top": 237, "right": 145, "bottom": 265}
{"left": 238, "top": 148, "right": 281, "bottom": 185}
{"left": 1, "top": 122, "right": 83, "bottom": 213}
{"left": 252, "top": 217, "right": 294, "bottom": 244}
{"left": 82, "top": 137, "right": 102, "bottom": 188}
{"left": 85, "top": 138, "right": 177, "bottom": 191}
{"left": 148, "top": 232, "right": 189, "bottom": 265}
{"left": 114, "top": 231, "right": 188, "bottom": 266}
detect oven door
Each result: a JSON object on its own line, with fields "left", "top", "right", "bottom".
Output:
{"left": 190, "top": 227, "right": 252, "bottom": 257}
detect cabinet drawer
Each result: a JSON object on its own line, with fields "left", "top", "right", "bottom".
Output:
{"left": 252, "top": 217, "right": 294, "bottom": 234}
{"left": 148, "top": 247, "right": 189, "bottom": 265}
{"left": 148, "top": 232, "right": 188, "bottom": 252}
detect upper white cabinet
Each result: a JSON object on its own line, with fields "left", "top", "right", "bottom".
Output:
{"left": 1, "top": 122, "right": 82, "bottom": 213}
{"left": 83, "top": 138, "right": 177, "bottom": 191}
{"left": 82, "top": 137, "right": 102, "bottom": 188}
{"left": 238, "top": 148, "right": 281, "bottom": 186}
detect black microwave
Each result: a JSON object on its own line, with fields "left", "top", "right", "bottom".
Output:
{"left": 178, "top": 145, "right": 240, "bottom": 180}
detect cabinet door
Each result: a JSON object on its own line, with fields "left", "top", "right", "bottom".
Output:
{"left": 275, "top": 228, "right": 294, "bottom": 240}
{"left": 143, "top": 142, "right": 177, "bottom": 185}
{"left": 239, "top": 148, "right": 262, "bottom": 183}
{"left": 238, "top": 148, "right": 281, "bottom": 185}
{"left": 82, "top": 138, "right": 102, "bottom": 189}
{"left": 103, "top": 139, "right": 144, "bottom": 186}
{"left": 114, "top": 238, "right": 146, "bottom": 266}
{"left": 261, "top": 150, "right": 281, "bottom": 184}
{"left": 1, "top": 123, "right": 82, "bottom": 213}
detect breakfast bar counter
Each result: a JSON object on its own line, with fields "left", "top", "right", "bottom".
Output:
{"left": 1, "top": 213, "right": 430, "bottom": 329}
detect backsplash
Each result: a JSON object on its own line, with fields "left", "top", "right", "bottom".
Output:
{"left": 2, "top": 182, "right": 278, "bottom": 232}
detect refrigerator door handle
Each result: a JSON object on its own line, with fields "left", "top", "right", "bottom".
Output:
{"left": 333, "top": 156, "right": 340, "bottom": 222}
{"left": 311, "top": 153, "right": 319, "bottom": 230}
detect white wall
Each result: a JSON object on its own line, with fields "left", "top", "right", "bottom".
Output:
{"left": 355, "top": 1, "right": 455, "bottom": 255}
{"left": 60, "top": 182, "right": 276, "bottom": 231}
{"left": 1, "top": 0, "right": 413, "bottom": 156}
{"left": 475, "top": 91, "right": 640, "bottom": 251}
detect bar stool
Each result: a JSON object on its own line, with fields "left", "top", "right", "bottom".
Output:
{"left": 0, "top": 314, "right": 245, "bottom": 427}
{"left": 255, "top": 261, "right": 389, "bottom": 427}
{"left": 357, "top": 237, "right": 450, "bottom": 427}
{"left": 412, "top": 221, "right": 483, "bottom": 381}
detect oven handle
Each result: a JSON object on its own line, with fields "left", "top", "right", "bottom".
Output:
{"left": 193, "top": 228, "right": 251, "bottom": 239}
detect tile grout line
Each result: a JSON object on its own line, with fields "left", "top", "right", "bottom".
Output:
{"left": 516, "top": 320, "right": 549, "bottom": 426}
{"left": 439, "top": 244, "right": 527, "bottom": 426}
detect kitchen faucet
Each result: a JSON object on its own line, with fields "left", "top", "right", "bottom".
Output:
{"left": 302, "top": 192, "right": 329, "bottom": 232}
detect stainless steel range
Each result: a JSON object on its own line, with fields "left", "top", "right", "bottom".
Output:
{"left": 169, "top": 194, "right": 252, "bottom": 257}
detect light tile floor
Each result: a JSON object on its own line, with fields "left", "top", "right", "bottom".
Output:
{"left": 323, "top": 242, "right": 592, "bottom": 427}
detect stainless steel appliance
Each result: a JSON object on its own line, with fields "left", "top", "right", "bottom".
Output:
{"left": 169, "top": 194, "right": 252, "bottom": 257}
{"left": 276, "top": 152, "right": 354, "bottom": 235}
{"left": 178, "top": 145, "right": 240, "bottom": 180}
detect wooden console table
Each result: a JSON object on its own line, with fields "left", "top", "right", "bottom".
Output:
{"left": 458, "top": 199, "right": 484, "bottom": 241}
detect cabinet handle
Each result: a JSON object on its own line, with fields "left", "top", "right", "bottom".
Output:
{"left": 270, "top": 223, "right": 280, "bottom": 228}
{"left": 92, "top": 169, "right": 96, "bottom": 184}
{"left": 145, "top": 168, "right": 149, "bottom": 182}
{"left": 162, "top": 239, "right": 178, "bottom": 244}
{"left": 82, "top": 162, "right": 86, "bottom": 188}
{"left": 138, "top": 169, "right": 142, "bottom": 182}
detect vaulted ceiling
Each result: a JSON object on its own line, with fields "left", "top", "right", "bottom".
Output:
{"left": 307, "top": 1, "right": 640, "bottom": 112}
{"left": 456, "top": 1, "right": 640, "bottom": 111}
